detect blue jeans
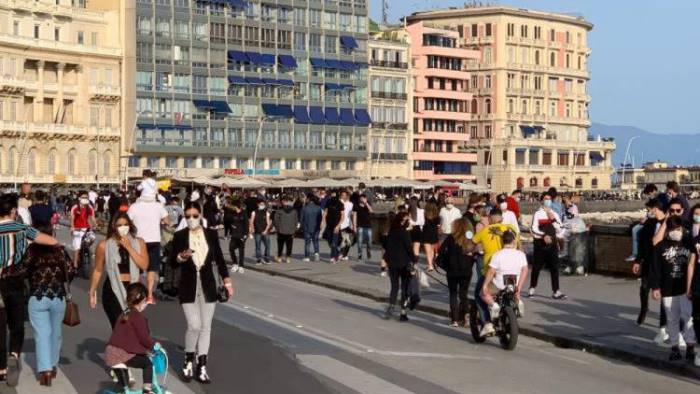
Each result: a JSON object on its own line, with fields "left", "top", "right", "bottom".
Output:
{"left": 29, "top": 296, "right": 66, "bottom": 373}
{"left": 474, "top": 257, "right": 490, "bottom": 321}
{"left": 357, "top": 227, "right": 372, "bottom": 256}
{"left": 304, "top": 231, "right": 320, "bottom": 258}
{"left": 254, "top": 234, "right": 270, "bottom": 261}
{"left": 328, "top": 232, "right": 341, "bottom": 259}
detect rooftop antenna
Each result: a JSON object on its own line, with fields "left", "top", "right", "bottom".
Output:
{"left": 382, "top": 0, "right": 388, "bottom": 25}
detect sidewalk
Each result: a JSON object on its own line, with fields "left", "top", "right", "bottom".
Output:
{"left": 223, "top": 236, "right": 700, "bottom": 379}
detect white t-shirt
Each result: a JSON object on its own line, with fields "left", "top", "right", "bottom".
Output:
{"left": 489, "top": 248, "right": 528, "bottom": 290}
{"left": 409, "top": 208, "right": 425, "bottom": 229}
{"left": 439, "top": 206, "right": 462, "bottom": 234}
{"left": 127, "top": 200, "right": 168, "bottom": 243}
{"left": 88, "top": 190, "right": 98, "bottom": 205}
{"left": 502, "top": 210, "right": 520, "bottom": 234}
{"left": 341, "top": 200, "right": 354, "bottom": 230}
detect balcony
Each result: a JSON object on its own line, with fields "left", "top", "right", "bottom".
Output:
{"left": 415, "top": 131, "right": 470, "bottom": 141}
{"left": 89, "top": 85, "right": 122, "bottom": 101}
{"left": 413, "top": 169, "right": 476, "bottom": 181}
{"left": 412, "top": 151, "right": 477, "bottom": 162}
{"left": 0, "top": 120, "right": 120, "bottom": 140}
{"left": 370, "top": 91, "right": 407, "bottom": 100}
{"left": 0, "top": 33, "right": 121, "bottom": 58}
{"left": 371, "top": 153, "right": 408, "bottom": 160}
{"left": 0, "top": 76, "right": 26, "bottom": 94}
{"left": 369, "top": 59, "right": 409, "bottom": 69}
{"left": 416, "top": 88, "right": 468, "bottom": 101}
{"left": 371, "top": 122, "right": 409, "bottom": 130}
{"left": 461, "top": 36, "right": 494, "bottom": 45}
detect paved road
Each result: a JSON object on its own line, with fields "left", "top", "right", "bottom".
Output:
{"left": 4, "top": 227, "right": 698, "bottom": 393}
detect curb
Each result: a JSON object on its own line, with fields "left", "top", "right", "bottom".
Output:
{"left": 244, "top": 264, "right": 700, "bottom": 381}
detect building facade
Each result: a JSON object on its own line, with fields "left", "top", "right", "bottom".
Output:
{"left": 406, "top": 6, "right": 615, "bottom": 193}
{"left": 121, "top": 0, "right": 370, "bottom": 179}
{"left": 615, "top": 161, "right": 694, "bottom": 191}
{"left": 0, "top": 0, "right": 123, "bottom": 185}
{"left": 366, "top": 28, "right": 411, "bottom": 179}
{"left": 405, "top": 21, "right": 479, "bottom": 182}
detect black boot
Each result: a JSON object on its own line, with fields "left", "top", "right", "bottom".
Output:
{"left": 383, "top": 305, "right": 394, "bottom": 320}
{"left": 181, "top": 352, "right": 195, "bottom": 382}
{"left": 195, "top": 355, "right": 211, "bottom": 384}
{"left": 113, "top": 368, "right": 130, "bottom": 392}
{"left": 636, "top": 309, "right": 647, "bottom": 326}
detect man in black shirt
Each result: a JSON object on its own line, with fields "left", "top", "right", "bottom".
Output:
{"left": 322, "top": 192, "right": 343, "bottom": 264}
{"left": 633, "top": 199, "right": 666, "bottom": 327}
{"left": 28, "top": 190, "right": 54, "bottom": 228}
{"left": 353, "top": 194, "right": 373, "bottom": 261}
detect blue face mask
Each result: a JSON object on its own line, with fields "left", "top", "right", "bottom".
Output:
{"left": 694, "top": 215, "right": 700, "bottom": 224}
{"left": 543, "top": 200, "right": 552, "bottom": 208}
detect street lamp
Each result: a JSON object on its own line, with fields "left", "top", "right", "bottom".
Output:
{"left": 620, "top": 135, "right": 640, "bottom": 191}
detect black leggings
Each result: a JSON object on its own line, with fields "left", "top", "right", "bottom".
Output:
{"left": 103, "top": 280, "right": 130, "bottom": 329}
{"left": 229, "top": 237, "right": 246, "bottom": 267}
{"left": 277, "top": 234, "right": 294, "bottom": 257}
{"left": 115, "top": 354, "right": 153, "bottom": 387}
{"left": 389, "top": 267, "right": 411, "bottom": 309}
{"left": 447, "top": 275, "right": 471, "bottom": 323}
{"left": 0, "top": 279, "right": 27, "bottom": 370}
{"left": 530, "top": 240, "right": 560, "bottom": 292}
{"left": 640, "top": 278, "right": 667, "bottom": 327}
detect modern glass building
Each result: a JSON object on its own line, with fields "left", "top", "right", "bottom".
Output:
{"left": 128, "top": 0, "right": 370, "bottom": 178}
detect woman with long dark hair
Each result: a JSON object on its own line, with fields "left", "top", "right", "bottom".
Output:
{"left": 407, "top": 197, "right": 425, "bottom": 259}
{"left": 438, "top": 218, "right": 476, "bottom": 326}
{"left": 382, "top": 212, "right": 416, "bottom": 321}
{"left": 89, "top": 213, "right": 149, "bottom": 328}
{"left": 422, "top": 201, "right": 440, "bottom": 272}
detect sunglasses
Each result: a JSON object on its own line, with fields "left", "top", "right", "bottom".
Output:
{"left": 669, "top": 209, "right": 682, "bottom": 214}
{"left": 185, "top": 214, "right": 200, "bottom": 219}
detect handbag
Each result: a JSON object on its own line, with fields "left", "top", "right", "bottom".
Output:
{"left": 211, "top": 262, "right": 229, "bottom": 303}
{"left": 63, "top": 287, "right": 81, "bottom": 327}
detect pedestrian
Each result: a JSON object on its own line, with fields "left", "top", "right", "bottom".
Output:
{"left": 438, "top": 218, "right": 476, "bottom": 326}
{"left": 70, "top": 191, "right": 97, "bottom": 269}
{"left": 497, "top": 194, "right": 519, "bottom": 234}
{"left": 438, "top": 196, "right": 461, "bottom": 242}
{"left": 105, "top": 283, "right": 158, "bottom": 394}
{"left": 651, "top": 216, "right": 696, "bottom": 362}
{"left": 407, "top": 196, "right": 424, "bottom": 260}
{"left": 169, "top": 202, "right": 234, "bottom": 384}
{"left": 506, "top": 189, "right": 522, "bottom": 221}
{"left": 0, "top": 194, "right": 59, "bottom": 387}
{"left": 227, "top": 199, "right": 248, "bottom": 273}
{"left": 28, "top": 190, "right": 54, "bottom": 228}
{"left": 22, "top": 224, "right": 75, "bottom": 386}
{"left": 249, "top": 199, "right": 272, "bottom": 265}
{"left": 17, "top": 183, "right": 32, "bottom": 210}
{"left": 666, "top": 181, "right": 690, "bottom": 221}
{"left": 89, "top": 213, "right": 149, "bottom": 328}
{"left": 420, "top": 202, "right": 439, "bottom": 271}
{"left": 353, "top": 194, "right": 374, "bottom": 262}
{"left": 322, "top": 191, "right": 344, "bottom": 264}
{"left": 528, "top": 192, "right": 567, "bottom": 300}
{"left": 273, "top": 195, "right": 299, "bottom": 263}
{"left": 338, "top": 190, "right": 354, "bottom": 260}
{"left": 382, "top": 212, "right": 416, "bottom": 322}
{"left": 127, "top": 191, "right": 170, "bottom": 303}
{"left": 300, "top": 194, "right": 322, "bottom": 262}
{"left": 222, "top": 197, "right": 236, "bottom": 239}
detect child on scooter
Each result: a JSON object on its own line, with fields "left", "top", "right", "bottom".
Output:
{"left": 105, "top": 283, "right": 159, "bottom": 394}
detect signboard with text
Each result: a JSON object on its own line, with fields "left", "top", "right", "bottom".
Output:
{"left": 223, "top": 168, "right": 280, "bottom": 176}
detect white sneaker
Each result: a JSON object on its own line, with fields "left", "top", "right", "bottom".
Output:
{"left": 563, "top": 267, "right": 572, "bottom": 275}
{"left": 654, "top": 327, "right": 670, "bottom": 346}
{"left": 576, "top": 266, "right": 585, "bottom": 275}
{"left": 314, "top": 253, "right": 320, "bottom": 262}
{"left": 695, "top": 352, "right": 700, "bottom": 367}
{"left": 679, "top": 333, "right": 687, "bottom": 350}
{"left": 625, "top": 255, "right": 637, "bottom": 262}
{"left": 231, "top": 264, "right": 240, "bottom": 273}
{"left": 517, "top": 299, "right": 525, "bottom": 318}
{"left": 479, "top": 322, "right": 496, "bottom": 337}
{"left": 238, "top": 267, "right": 245, "bottom": 274}
{"left": 302, "top": 258, "right": 310, "bottom": 262}
{"left": 528, "top": 288, "right": 536, "bottom": 298}
{"left": 380, "top": 271, "right": 387, "bottom": 278}
{"left": 489, "top": 303, "right": 501, "bottom": 320}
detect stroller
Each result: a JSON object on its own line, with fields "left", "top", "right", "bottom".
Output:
{"left": 106, "top": 344, "right": 172, "bottom": 394}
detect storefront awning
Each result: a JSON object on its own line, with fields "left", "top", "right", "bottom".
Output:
{"left": 261, "top": 103, "right": 280, "bottom": 117}
{"left": 193, "top": 100, "right": 216, "bottom": 110}
{"left": 246, "top": 52, "right": 263, "bottom": 65}
{"left": 277, "top": 105, "right": 293, "bottom": 118}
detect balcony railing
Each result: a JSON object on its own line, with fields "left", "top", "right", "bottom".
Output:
{"left": 371, "top": 122, "right": 408, "bottom": 130}
{"left": 371, "top": 153, "right": 407, "bottom": 160}
{"left": 370, "top": 91, "right": 407, "bottom": 100}
{"left": 369, "top": 59, "right": 409, "bottom": 69}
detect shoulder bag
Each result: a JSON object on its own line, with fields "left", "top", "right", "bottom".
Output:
{"left": 212, "top": 260, "right": 229, "bottom": 303}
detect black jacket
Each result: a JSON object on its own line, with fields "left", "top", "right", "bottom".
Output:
{"left": 637, "top": 218, "right": 659, "bottom": 278}
{"left": 169, "top": 228, "right": 229, "bottom": 304}
{"left": 439, "top": 235, "right": 475, "bottom": 278}
{"left": 383, "top": 228, "right": 416, "bottom": 270}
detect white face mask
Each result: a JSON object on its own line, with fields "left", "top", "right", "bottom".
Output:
{"left": 668, "top": 230, "right": 683, "bottom": 242}
{"left": 80, "top": 198, "right": 89, "bottom": 205}
{"left": 499, "top": 202, "right": 508, "bottom": 211}
{"left": 187, "top": 217, "right": 201, "bottom": 230}
{"left": 117, "top": 225, "right": 130, "bottom": 237}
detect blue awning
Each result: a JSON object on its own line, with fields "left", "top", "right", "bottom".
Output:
{"left": 261, "top": 103, "right": 280, "bottom": 117}
{"left": 309, "top": 106, "right": 325, "bottom": 124}
{"left": 277, "top": 105, "right": 293, "bottom": 118}
{"left": 293, "top": 106, "right": 310, "bottom": 124}
{"left": 228, "top": 75, "right": 246, "bottom": 84}
{"left": 158, "top": 124, "right": 175, "bottom": 130}
{"left": 245, "top": 77, "right": 264, "bottom": 85}
{"left": 263, "top": 78, "right": 283, "bottom": 86}
{"left": 277, "top": 79, "right": 294, "bottom": 87}
{"left": 520, "top": 125, "right": 536, "bottom": 137}
{"left": 137, "top": 123, "right": 157, "bottom": 129}
{"left": 325, "top": 83, "right": 342, "bottom": 91}
{"left": 193, "top": 100, "right": 215, "bottom": 110}
{"left": 339, "top": 108, "right": 355, "bottom": 126}
{"left": 310, "top": 58, "right": 326, "bottom": 68}
{"left": 226, "top": 0, "right": 245, "bottom": 7}
{"left": 209, "top": 100, "right": 232, "bottom": 113}
{"left": 325, "top": 59, "right": 342, "bottom": 69}
{"left": 246, "top": 52, "right": 263, "bottom": 65}
{"left": 338, "top": 84, "right": 355, "bottom": 90}
{"left": 339, "top": 36, "right": 358, "bottom": 49}
{"left": 355, "top": 62, "right": 369, "bottom": 68}
{"left": 324, "top": 108, "right": 340, "bottom": 125}
{"left": 227, "top": 50, "right": 249, "bottom": 63}
{"left": 278, "top": 55, "right": 298, "bottom": 69}
{"left": 589, "top": 151, "right": 604, "bottom": 161}
{"left": 260, "top": 54, "right": 276, "bottom": 65}
{"left": 354, "top": 109, "right": 371, "bottom": 125}
{"left": 174, "top": 124, "right": 192, "bottom": 130}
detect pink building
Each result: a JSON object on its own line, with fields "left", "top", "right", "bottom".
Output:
{"left": 406, "top": 22, "right": 481, "bottom": 181}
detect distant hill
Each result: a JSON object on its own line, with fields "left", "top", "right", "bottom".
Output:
{"left": 590, "top": 122, "right": 700, "bottom": 167}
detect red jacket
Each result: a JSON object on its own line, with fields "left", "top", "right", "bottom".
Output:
{"left": 108, "top": 310, "right": 155, "bottom": 355}
{"left": 506, "top": 197, "right": 521, "bottom": 219}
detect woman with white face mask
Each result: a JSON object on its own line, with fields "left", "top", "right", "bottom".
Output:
{"left": 169, "top": 202, "right": 233, "bottom": 384}
{"left": 89, "top": 213, "right": 149, "bottom": 328}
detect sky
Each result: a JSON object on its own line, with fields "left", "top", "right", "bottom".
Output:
{"left": 370, "top": 0, "right": 700, "bottom": 135}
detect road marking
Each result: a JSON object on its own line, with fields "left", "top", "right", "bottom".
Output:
{"left": 297, "top": 355, "right": 415, "bottom": 394}
{"left": 518, "top": 344, "right": 591, "bottom": 365}
{"left": 221, "top": 302, "right": 490, "bottom": 361}
{"left": 18, "top": 353, "right": 78, "bottom": 394}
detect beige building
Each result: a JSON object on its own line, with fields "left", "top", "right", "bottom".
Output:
{"left": 406, "top": 6, "right": 616, "bottom": 193}
{"left": 366, "top": 28, "right": 411, "bottom": 179}
{"left": 0, "top": 0, "right": 124, "bottom": 186}
{"left": 616, "top": 161, "right": 692, "bottom": 191}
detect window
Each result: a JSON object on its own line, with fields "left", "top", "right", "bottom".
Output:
{"left": 91, "top": 32, "right": 98, "bottom": 45}
{"left": 12, "top": 21, "right": 18, "bottom": 36}
{"left": 550, "top": 52, "right": 556, "bottom": 67}
{"left": 294, "top": 32, "right": 306, "bottom": 51}
{"left": 534, "top": 26, "right": 541, "bottom": 39}
{"left": 324, "top": 35, "right": 336, "bottom": 54}
{"left": 77, "top": 31, "right": 84, "bottom": 44}
{"left": 534, "top": 75, "right": 542, "bottom": 90}
{"left": 294, "top": 8, "right": 306, "bottom": 25}
{"left": 485, "top": 23, "right": 492, "bottom": 36}
{"left": 549, "top": 29, "right": 555, "bottom": 41}
{"left": 46, "top": 149, "right": 57, "bottom": 175}
{"left": 34, "top": 24, "right": 39, "bottom": 39}
{"left": 520, "top": 25, "right": 528, "bottom": 38}
{"left": 507, "top": 23, "right": 514, "bottom": 37}
{"left": 323, "top": 11, "right": 337, "bottom": 29}
{"left": 54, "top": 28, "right": 60, "bottom": 41}
{"left": 309, "top": 33, "right": 321, "bottom": 52}
{"left": 90, "top": 106, "right": 100, "bottom": 126}
{"left": 483, "top": 47, "right": 491, "bottom": 64}
{"left": 485, "top": 98, "right": 491, "bottom": 114}
{"left": 534, "top": 50, "right": 540, "bottom": 65}
{"left": 310, "top": 9, "right": 321, "bottom": 27}
{"left": 521, "top": 99, "right": 527, "bottom": 114}
{"left": 67, "top": 149, "right": 76, "bottom": 175}
{"left": 566, "top": 53, "right": 570, "bottom": 68}
{"left": 549, "top": 101, "right": 557, "bottom": 116}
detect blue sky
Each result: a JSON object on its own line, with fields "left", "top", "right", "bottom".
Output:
{"left": 370, "top": 0, "right": 700, "bottom": 134}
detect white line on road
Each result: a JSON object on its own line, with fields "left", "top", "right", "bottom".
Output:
{"left": 297, "top": 355, "right": 416, "bottom": 394}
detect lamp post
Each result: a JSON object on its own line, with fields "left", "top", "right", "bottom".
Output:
{"left": 620, "top": 135, "right": 640, "bottom": 191}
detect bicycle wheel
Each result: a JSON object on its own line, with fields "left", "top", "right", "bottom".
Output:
{"left": 498, "top": 306, "right": 519, "bottom": 350}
